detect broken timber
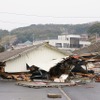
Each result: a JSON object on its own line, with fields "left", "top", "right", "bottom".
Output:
{"left": 47, "top": 93, "right": 62, "bottom": 98}
{"left": 16, "top": 81, "right": 75, "bottom": 88}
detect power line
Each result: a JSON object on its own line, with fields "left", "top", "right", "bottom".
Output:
{"left": 0, "top": 11, "right": 100, "bottom": 18}
{"left": 0, "top": 11, "right": 100, "bottom": 25}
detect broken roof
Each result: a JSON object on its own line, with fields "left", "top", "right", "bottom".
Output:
{"left": 73, "top": 41, "right": 100, "bottom": 62}
{"left": 73, "top": 41, "right": 100, "bottom": 56}
{"left": 0, "top": 42, "right": 69, "bottom": 62}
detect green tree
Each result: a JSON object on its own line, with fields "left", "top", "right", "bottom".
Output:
{"left": 0, "top": 45, "right": 5, "bottom": 52}
{"left": 88, "top": 22, "right": 100, "bottom": 35}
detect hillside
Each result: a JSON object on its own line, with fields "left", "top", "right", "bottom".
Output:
{"left": 0, "top": 22, "right": 100, "bottom": 48}
{"left": 10, "top": 23, "right": 91, "bottom": 43}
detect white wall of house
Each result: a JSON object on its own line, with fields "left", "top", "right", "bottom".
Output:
{"left": 5, "top": 45, "right": 67, "bottom": 73}
{"left": 25, "top": 46, "right": 66, "bottom": 71}
{"left": 5, "top": 55, "right": 28, "bottom": 73}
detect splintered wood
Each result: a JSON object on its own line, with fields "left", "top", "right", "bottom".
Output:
{"left": 75, "top": 73, "right": 95, "bottom": 78}
{"left": 0, "top": 72, "right": 32, "bottom": 81}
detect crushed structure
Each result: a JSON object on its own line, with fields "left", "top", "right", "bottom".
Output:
{"left": 73, "top": 41, "right": 100, "bottom": 82}
{"left": 0, "top": 42, "right": 68, "bottom": 81}
{"left": 0, "top": 41, "right": 100, "bottom": 85}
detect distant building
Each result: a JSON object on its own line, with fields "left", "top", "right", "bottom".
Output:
{"left": 88, "top": 34, "right": 100, "bottom": 44}
{"left": 80, "top": 41, "right": 91, "bottom": 48}
{"left": 80, "top": 34, "right": 89, "bottom": 41}
{"left": 33, "top": 34, "right": 91, "bottom": 51}
{"left": 88, "top": 34, "right": 97, "bottom": 44}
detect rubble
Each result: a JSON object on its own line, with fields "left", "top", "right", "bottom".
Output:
{"left": 16, "top": 81, "right": 76, "bottom": 88}
{"left": 49, "top": 55, "right": 94, "bottom": 82}
{"left": 0, "top": 53, "right": 100, "bottom": 87}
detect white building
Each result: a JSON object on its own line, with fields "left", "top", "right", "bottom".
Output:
{"left": 80, "top": 41, "right": 91, "bottom": 48}
{"left": 33, "top": 34, "right": 91, "bottom": 51}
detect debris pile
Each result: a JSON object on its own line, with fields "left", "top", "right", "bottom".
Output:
{"left": 48, "top": 55, "right": 95, "bottom": 83}
{"left": 0, "top": 54, "right": 100, "bottom": 85}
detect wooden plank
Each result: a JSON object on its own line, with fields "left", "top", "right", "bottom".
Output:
{"left": 47, "top": 93, "right": 62, "bottom": 98}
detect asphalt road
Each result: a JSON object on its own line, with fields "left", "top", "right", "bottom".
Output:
{"left": 63, "top": 82, "right": 100, "bottom": 100}
{"left": 0, "top": 80, "right": 100, "bottom": 100}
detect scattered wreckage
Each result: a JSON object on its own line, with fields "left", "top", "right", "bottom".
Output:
{"left": 0, "top": 55, "right": 98, "bottom": 84}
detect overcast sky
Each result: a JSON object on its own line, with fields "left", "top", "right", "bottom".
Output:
{"left": 0, "top": 0, "right": 100, "bottom": 30}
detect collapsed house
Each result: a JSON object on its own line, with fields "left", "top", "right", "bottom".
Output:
{"left": 0, "top": 42, "right": 70, "bottom": 80}
{"left": 46, "top": 42, "right": 100, "bottom": 82}
{"left": 73, "top": 41, "right": 100, "bottom": 82}
{"left": 0, "top": 41, "right": 99, "bottom": 82}
{"left": 48, "top": 55, "right": 95, "bottom": 82}
{"left": 73, "top": 41, "right": 100, "bottom": 71}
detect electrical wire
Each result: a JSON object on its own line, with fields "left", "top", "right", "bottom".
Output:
{"left": 0, "top": 11, "right": 100, "bottom": 25}
{"left": 0, "top": 11, "right": 100, "bottom": 18}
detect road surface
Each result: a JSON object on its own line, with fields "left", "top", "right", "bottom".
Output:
{"left": 0, "top": 80, "right": 100, "bottom": 100}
